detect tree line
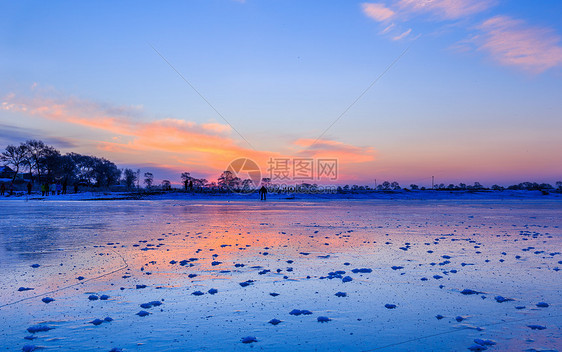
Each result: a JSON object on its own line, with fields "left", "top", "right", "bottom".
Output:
{"left": 2, "top": 140, "right": 561, "bottom": 192}
{"left": 1, "top": 140, "right": 121, "bottom": 187}
{"left": 0, "top": 140, "right": 236, "bottom": 190}
{"left": 342, "top": 181, "right": 562, "bottom": 193}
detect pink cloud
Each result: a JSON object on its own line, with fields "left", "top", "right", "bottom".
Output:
{"left": 361, "top": 3, "right": 395, "bottom": 22}
{"left": 397, "top": 0, "right": 494, "bottom": 20}
{"left": 293, "top": 138, "right": 375, "bottom": 163}
{"left": 360, "top": 1, "right": 562, "bottom": 74}
{"left": 392, "top": 28, "right": 412, "bottom": 40}
{"left": 476, "top": 16, "right": 562, "bottom": 73}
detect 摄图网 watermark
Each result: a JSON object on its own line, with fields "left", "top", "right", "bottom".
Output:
{"left": 223, "top": 157, "right": 338, "bottom": 194}
{"left": 266, "top": 157, "right": 337, "bottom": 181}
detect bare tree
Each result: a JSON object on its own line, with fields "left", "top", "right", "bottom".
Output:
{"left": 181, "top": 172, "right": 192, "bottom": 190}
{"left": 1, "top": 144, "right": 28, "bottom": 181}
{"left": 123, "top": 168, "right": 137, "bottom": 189}
{"left": 144, "top": 172, "right": 154, "bottom": 189}
{"left": 161, "top": 180, "right": 171, "bottom": 190}
{"left": 218, "top": 170, "right": 240, "bottom": 190}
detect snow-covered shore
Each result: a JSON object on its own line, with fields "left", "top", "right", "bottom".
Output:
{"left": 2, "top": 189, "right": 561, "bottom": 202}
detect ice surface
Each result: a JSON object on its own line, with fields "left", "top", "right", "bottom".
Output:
{"left": 1, "top": 198, "right": 561, "bottom": 351}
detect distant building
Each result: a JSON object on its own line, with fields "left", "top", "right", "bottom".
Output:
{"left": 0, "top": 166, "right": 15, "bottom": 180}
{"left": 0, "top": 166, "right": 30, "bottom": 182}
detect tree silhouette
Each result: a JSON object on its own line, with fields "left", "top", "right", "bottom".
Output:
{"left": 23, "top": 140, "right": 57, "bottom": 181}
{"left": 1, "top": 144, "right": 28, "bottom": 181}
{"left": 161, "top": 180, "right": 171, "bottom": 190}
{"left": 123, "top": 168, "right": 137, "bottom": 189}
{"left": 144, "top": 172, "right": 154, "bottom": 188}
{"left": 181, "top": 172, "right": 192, "bottom": 190}
{"left": 218, "top": 170, "right": 240, "bottom": 190}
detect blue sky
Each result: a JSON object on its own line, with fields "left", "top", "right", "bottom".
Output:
{"left": 1, "top": 0, "right": 562, "bottom": 186}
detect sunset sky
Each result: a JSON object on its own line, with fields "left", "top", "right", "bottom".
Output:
{"left": 1, "top": 1, "right": 562, "bottom": 187}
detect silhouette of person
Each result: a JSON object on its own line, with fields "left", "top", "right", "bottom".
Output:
{"left": 27, "top": 182, "right": 32, "bottom": 195}
{"left": 41, "top": 183, "right": 46, "bottom": 196}
{"left": 189, "top": 180, "right": 193, "bottom": 191}
{"left": 62, "top": 179, "right": 67, "bottom": 194}
{"left": 259, "top": 186, "right": 267, "bottom": 200}
{"left": 74, "top": 183, "right": 79, "bottom": 193}
{"left": 0, "top": 183, "right": 5, "bottom": 196}
{"left": 9, "top": 182, "right": 14, "bottom": 195}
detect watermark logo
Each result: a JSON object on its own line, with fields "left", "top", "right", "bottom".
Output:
{"left": 223, "top": 157, "right": 339, "bottom": 194}
{"left": 224, "top": 158, "right": 262, "bottom": 193}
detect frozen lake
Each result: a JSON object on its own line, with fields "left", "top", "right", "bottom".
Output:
{"left": 0, "top": 198, "right": 561, "bottom": 351}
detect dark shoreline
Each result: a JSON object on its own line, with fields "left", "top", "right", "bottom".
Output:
{"left": 8, "top": 189, "right": 561, "bottom": 202}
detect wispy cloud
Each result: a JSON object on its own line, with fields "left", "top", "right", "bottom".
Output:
{"left": 475, "top": 16, "right": 562, "bottom": 73}
{"left": 361, "top": 2, "right": 414, "bottom": 42}
{"left": 381, "top": 23, "right": 396, "bottom": 34}
{"left": 293, "top": 138, "right": 375, "bottom": 163}
{"left": 397, "top": 0, "right": 494, "bottom": 20}
{"left": 0, "top": 123, "right": 77, "bottom": 149}
{"left": 362, "top": 3, "right": 395, "bottom": 22}
{"left": 392, "top": 28, "right": 412, "bottom": 41}
{"left": 361, "top": 1, "right": 562, "bottom": 73}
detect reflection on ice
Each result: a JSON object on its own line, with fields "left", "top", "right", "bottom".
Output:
{"left": 0, "top": 199, "right": 560, "bottom": 351}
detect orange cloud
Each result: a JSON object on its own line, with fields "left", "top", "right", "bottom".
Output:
{"left": 1, "top": 93, "right": 265, "bottom": 169}
{"left": 476, "top": 16, "right": 562, "bottom": 73}
{"left": 1, "top": 92, "right": 377, "bottom": 181}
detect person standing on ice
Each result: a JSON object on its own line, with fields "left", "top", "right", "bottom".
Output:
{"left": 0, "top": 183, "right": 5, "bottom": 196}
{"left": 259, "top": 185, "right": 267, "bottom": 200}
{"left": 41, "top": 183, "right": 46, "bottom": 196}
{"left": 27, "top": 182, "right": 32, "bottom": 195}
{"left": 50, "top": 182, "right": 56, "bottom": 196}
